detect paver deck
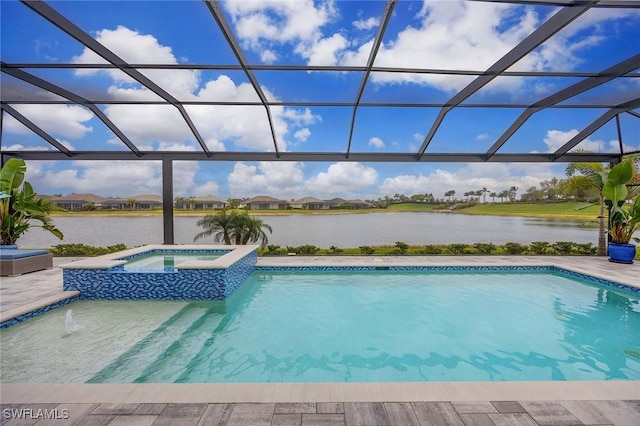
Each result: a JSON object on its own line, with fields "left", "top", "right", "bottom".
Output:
{"left": 1, "top": 255, "right": 639, "bottom": 425}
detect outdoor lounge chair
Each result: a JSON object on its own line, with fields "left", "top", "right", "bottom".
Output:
{"left": 0, "top": 249, "right": 53, "bottom": 276}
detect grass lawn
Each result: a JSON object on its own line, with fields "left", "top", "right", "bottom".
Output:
{"left": 458, "top": 202, "right": 601, "bottom": 220}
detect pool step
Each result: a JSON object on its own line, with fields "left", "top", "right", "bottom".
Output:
{"left": 88, "top": 303, "right": 213, "bottom": 383}
{"left": 133, "top": 306, "right": 225, "bottom": 383}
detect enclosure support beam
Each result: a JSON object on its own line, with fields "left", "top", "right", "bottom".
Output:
{"left": 162, "top": 158, "right": 174, "bottom": 245}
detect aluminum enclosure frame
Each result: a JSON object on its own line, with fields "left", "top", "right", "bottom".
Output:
{"left": 1, "top": 0, "right": 639, "bottom": 244}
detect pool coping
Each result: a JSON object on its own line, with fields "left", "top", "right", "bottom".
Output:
{"left": 0, "top": 291, "right": 80, "bottom": 327}
{"left": 59, "top": 244, "right": 258, "bottom": 270}
{"left": 1, "top": 255, "right": 639, "bottom": 404}
{"left": 2, "top": 381, "right": 638, "bottom": 403}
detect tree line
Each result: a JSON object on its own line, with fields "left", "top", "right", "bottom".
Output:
{"left": 369, "top": 156, "right": 640, "bottom": 207}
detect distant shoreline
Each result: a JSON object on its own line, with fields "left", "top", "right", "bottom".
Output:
{"left": 51, "top": 202, "right": 599, "bottom": 221}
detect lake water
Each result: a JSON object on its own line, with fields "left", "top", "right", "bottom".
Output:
{"left": 16, "top": 212, "right": 599, "bottom": 249}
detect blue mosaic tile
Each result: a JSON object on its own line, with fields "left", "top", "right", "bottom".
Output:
{"left": 63, "top": 248, "right": 257, "bottom": 301}
{"left": 0, "top": 296, "right": 78, "bottom": 329}
{"left": 549, "top": 266, "right": 640, "bottom": 295}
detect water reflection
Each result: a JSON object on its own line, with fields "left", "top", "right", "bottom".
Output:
{"left": 552, "top": 288, "right": 640, "bottom": 380}
{"left": 18, "top": 213, "right": 599, "bottom": 247}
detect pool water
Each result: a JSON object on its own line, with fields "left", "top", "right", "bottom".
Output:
{"left": 1, "top": 269, "right": 639, "bottom": 383}
{"left": 122, "top": 254, "right": 221, "bottom": 272}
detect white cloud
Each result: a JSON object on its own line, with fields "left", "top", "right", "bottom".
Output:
{"left": 2, "top": 143, "right": 52, "bottom": 151}
{"left": 353, "top": 17, "right": 379, "bottom": 31}
{"left": 476, "top": 133, "right": 490, "bottom": 141}
{"left": 261, "top": 49, "right": 278, "bottom": 63}
{"left": 281, "top": 108, "right": 322, "bottom": 125}
{"left": 73, "top": 26, "right": 199, "bottom": 97}
{"left": 68, "top": 26, "right": 321, "bottom": 153}
{"left": 173, "top": 161, "right": 200, "bottom": 196}
{"left": 379, "top": 163, "right": 556, "bottom": 199}
{"left": 369, "top": 136, "right": 385, "bottom": 148}
{"left": 192, "top": 181, "right": 221, "bottom": 197}
{"left": 301, "top": 33, "right": 349, "bottom": 66}
{"left": 541, "top": 129, "right": 639, "bottom": 153}
{"left": 306, "top": 163, "right": 378, "bottom": 198}
{"left": 294, "top": 128, "right": 311, "bottom": 142}
{"left": 29, "top": 161, "right": 162, "bottom": 197}
{"left": 360, "top": 1, "right": 537, "bottom": 92}
{"left": 224, "top": 0, "right": 338, "bottom": 47}
{"left": 514, "top": 8, "right": 640, "bottom": 72}
{"left": 228, "top": 162, "right": 305, "bottom": 198}
{"left": 6, "top": 105, "right": 93, "bottom": 139}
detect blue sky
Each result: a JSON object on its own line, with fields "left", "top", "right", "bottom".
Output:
{"left": 1, "top": 0, "right": 639, "bottom": 200}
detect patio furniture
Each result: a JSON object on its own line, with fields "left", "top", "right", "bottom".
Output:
{"left": 0, "top": 249, "right": 53, "bottom": 276}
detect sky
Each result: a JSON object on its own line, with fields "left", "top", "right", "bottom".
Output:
{"left": 1, "top": 0, "right": 639, "bottom": 200}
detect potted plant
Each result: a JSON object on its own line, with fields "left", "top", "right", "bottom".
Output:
{"left": 598, "top": 160, "right": 640, "bottom": 263}
{"left": 0, "top": 158, "right": 63, "bottom": 247}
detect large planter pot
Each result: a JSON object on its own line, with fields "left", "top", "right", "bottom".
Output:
{"left": 608, "top": 243, "right": 636, "bottom": 264}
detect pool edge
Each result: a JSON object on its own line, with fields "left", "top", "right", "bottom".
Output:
{"left": 1, "top": 380, "right": 638, "bottom": 403}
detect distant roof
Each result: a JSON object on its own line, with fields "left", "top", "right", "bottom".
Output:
{"left": 53, "top": 193, "right": 106, "bottom": 203}
{"left": 293, "top": 197, "right": 326, "bottom": 204}
{"left": 189, "top": 195, "right": 227, "bottom": 203}
{"left": 245, "top": 195, "right": 288, "bottom": 204}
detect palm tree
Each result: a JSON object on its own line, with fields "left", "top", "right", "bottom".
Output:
{"left": 490, "top": 192, "right": 497, "bottom": 203}
{"left": 126, "top": 198, "right": 137, "bottom": 211}
{"left": 193, "top": 210, "right": 272, "bottom": 247}
{"left": 481, "top": 187, "right": 488, "bottom": 203}
{"left": 444, "top": 190, "right": 455, "bottom": 202}
{"left": 230, "top": 213, "right": 273, "bottom": 246}
{"left": 193, "top": 209, "right": 235, "bottom": 244}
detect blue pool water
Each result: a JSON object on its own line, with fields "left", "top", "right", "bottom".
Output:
{"left": 122, "top": 254, "right": 221, "bottom": 272}
{"left": 2, "top": 268, "right": 639, "bottom": 383}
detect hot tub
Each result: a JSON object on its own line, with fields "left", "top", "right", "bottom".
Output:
{"left": 61, "top": 245, "right": 258, "bottom": 301}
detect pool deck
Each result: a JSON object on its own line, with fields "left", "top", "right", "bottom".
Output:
{"left": 1, "top": 255, "right": 639, "bottom": 425}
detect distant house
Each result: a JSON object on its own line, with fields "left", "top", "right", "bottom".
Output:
{"left": 244, "top": 196, "right": 290, "bottom": 210}
{"left": 102, "top": 195, "right": 162, "bottom": 210}
{"left": 291, "top": 197, "right": 328, "bottom": 210}
{"left": 325, "top": 198, "right": 348, "bottom": 209}
{"left": 175, "top": 196, "right": 227, "bottom": 210}
{"left": 325, "top": 198, "right": 371, "bottom": 209}
{"left": 52, "top": 193, "right": 106, "bottom": 211}
{"left": 348, "top": 199, "right": 372, "bottom": 209}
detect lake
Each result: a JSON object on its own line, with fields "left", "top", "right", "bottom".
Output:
{"left": 16, "top": 212, "right": 599, "bottom": 249}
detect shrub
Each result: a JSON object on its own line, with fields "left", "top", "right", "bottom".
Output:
{"left": 575, "top": 243, "right": 597, "bottom": 255}
{"left": 291, "top": 244, "right": 320, "bottom": 255}
{"left": 329, "top": 245, "right": 343, "bottom": 254}
{"left": 473, "top": 242, "right": 496, "bottom": 254}
{"left": 552, "top": 241, "right": 575, "bottom": 255}
{"left": 503, "top": 242, "right": 526, "bottom": 255}
{"left": 49, "top": 243, "right": 127, "bottom": 256}
{"left": 529, "top": 241, "right": 550, "bottom": 255}
{"left": 448, "top": 243, "right": 468, "bottom": 254}
{"left": 359, "top": 246, "right": 374, "bottom": 255}
{"left": 264, "top": 244, "right": 284, "bottom": 255}
{"left": 394, "top": 241, "right": 409, "bottom": 254}
{"left": 421, "top": 244, "right": 442, "bottom": 254}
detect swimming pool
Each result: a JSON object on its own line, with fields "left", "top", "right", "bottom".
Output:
{"left": 1, "top": 267, "right": 638, "bottom": 383}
